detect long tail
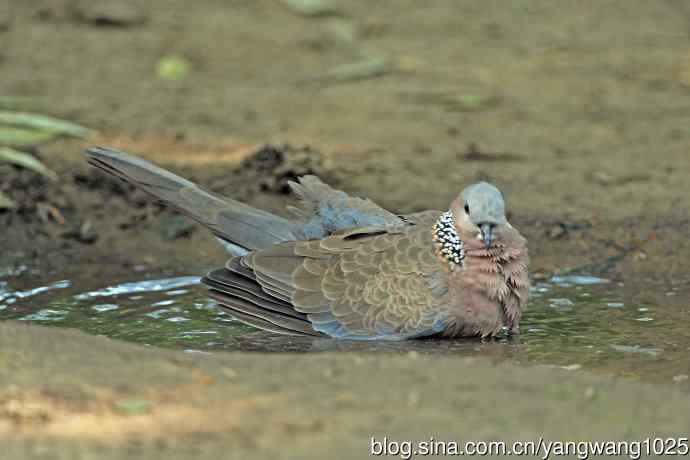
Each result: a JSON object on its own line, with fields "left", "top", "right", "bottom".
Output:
{"left": 85, "top": 147, "right": 296, "bottom": 253}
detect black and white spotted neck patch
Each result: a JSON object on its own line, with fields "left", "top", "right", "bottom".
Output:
{"left": 432, "top": 211, "right": 465, "bottom": 270}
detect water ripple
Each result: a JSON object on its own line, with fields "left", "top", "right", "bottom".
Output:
{"left": 74, "top": 276, "right": 201, "bottom": 300}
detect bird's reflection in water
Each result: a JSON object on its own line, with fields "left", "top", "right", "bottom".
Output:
{"left": 225, "top": 330, "right": 525, "bottom": 362}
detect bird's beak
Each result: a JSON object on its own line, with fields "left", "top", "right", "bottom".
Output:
{"left": 479, "top": 223, "right": 494, "bottom": 248}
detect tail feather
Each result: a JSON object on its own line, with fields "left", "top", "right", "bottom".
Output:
{"left": 85, "top": 147, "right": 296, "bottom": 251}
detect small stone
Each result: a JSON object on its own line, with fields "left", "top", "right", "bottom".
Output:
{"left": 61, "top": 219, "right": 98, "bottom": 244}
{"left": 547, "top": 223, "right": 567, "bottom": 239}
{"left": 672, "top": 374, "right": 688, "bottom": 383}
{"left": 561, "top": 364, "right": 582, "bottom": 371}
{"left": 407, "top": 390, "right": 420, "bottom": 407}
{"left": 78, "top": 219, "right": 98, "bottom": 244}
{"left": 221, "top": 368, "right": 238, "bottom": 379}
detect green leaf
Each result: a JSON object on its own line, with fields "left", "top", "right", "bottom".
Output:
{"left": 156, "top": 55, "right": 191, "bottom": 81}
{"left": 280, "top": 0, "right": 341, "bottom": 17}
{"left": 0, "top": 111, "right": 92, "bottom": 138}
{"left": 113, "top": 399, "right": 154, "bottom": 415}
{"left": 452, "top": 94, "right": 500, "bottom": 112}
{"left": 0, "top": 190, "right": 16, "bottom": 209}
{"left": 0, "top": 126, "right": 60, "bottom": 147}
{"left": 0, "top": 147, "right": 58, "bottom": 181}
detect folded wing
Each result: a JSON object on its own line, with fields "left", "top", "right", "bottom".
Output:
{"left": 203, "top": 223, "right": 449, "bottom": 339}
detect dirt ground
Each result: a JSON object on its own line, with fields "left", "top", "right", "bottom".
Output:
{"left": 2, "top": 0, "right": 690, "bottom": 456}
{"left": 2, "top": 0, "right": 690, "bottom": 280}
{"left": 2, "top": 322, "right": 690, "bottom": 459}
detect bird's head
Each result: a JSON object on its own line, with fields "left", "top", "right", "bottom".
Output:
{"left": 451, "top": 182, "right": 507, "bottom": 249}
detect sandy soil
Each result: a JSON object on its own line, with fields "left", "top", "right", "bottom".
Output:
{"left": 1, "top": 0, "right": 690, "bottom": 456}
{"left": 2, "top": 322, "right": 689, "bottom": 459}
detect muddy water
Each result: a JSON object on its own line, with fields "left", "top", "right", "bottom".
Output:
{"left": 1, "top": 267, "right": 688, "bottom": 384}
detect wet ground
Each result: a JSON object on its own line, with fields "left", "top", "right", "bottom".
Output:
{"left": 2, "top": 0, "right": 690, "bottom": 457}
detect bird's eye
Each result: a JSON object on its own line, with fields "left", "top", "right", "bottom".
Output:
{"left": 464, "top": 203, "right": 470, "bottom": 214}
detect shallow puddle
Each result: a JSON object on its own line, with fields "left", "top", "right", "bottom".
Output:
{"left": 1, "top": 267, "right": 688, "bottom": 384}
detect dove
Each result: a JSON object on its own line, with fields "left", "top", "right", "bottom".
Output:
{"left": 85, "top": 147, "right": 529, "bottom": 340}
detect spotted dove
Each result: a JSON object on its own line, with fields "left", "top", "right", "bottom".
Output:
{"left": 85, "top": 147, "right": 529, "bottom": 340}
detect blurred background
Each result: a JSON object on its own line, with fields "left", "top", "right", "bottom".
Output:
{"left": 1, "top": 1, "right": 689, "bottom": 457}
{"left": 2, "top": 0, "right": 690, "bottom": 275}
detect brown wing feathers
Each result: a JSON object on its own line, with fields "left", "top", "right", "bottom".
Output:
{"left": 203, "top": 261, "right": 323, "bottom": 337}
{"left": 202, "top": 232, "right": 374, "bottom": 337}
{"left": 202, "top": 225, "right": 448, "bottom": 339}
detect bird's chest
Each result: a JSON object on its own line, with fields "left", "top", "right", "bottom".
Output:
{"left": 443, "top": 256, "right": 508, "bottom": 337}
